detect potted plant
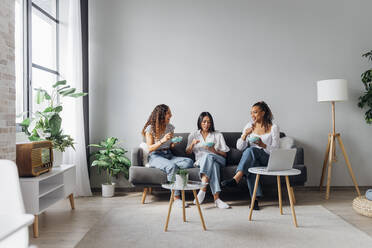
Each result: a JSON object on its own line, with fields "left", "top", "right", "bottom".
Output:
{"left": 20, "top": 80, "right": 87, "bottom": 166}
{"left": 174, "top": 169, "right": 189, "bottom": 188}
{"left": 89, "top": 137, "right": 131, "bottom": 197}
{"left": 358, "top": 50, "right": 372, "bottom": 124}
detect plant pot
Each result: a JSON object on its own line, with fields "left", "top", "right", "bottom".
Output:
{"left": 53, "top": 149, "right": 63, "bottom": 167}
{"left": 102, "top": 183, "right": 116, "bottom": 197}
{"left": 175, "top": 174, "right": 189, "bottom": 188}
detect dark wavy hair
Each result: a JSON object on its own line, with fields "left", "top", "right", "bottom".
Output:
{"left": 197, "top": 112, "right": 215, "bottom": 132}
{"left": 252, "top": 101, "right": 273, "bottom": 132}
{"left": 142, "top": 104, "right": 169, "bottom": 140}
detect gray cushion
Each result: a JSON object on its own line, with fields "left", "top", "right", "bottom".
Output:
{"left": 227, "top": 148, "right": 242, "bottom": 165}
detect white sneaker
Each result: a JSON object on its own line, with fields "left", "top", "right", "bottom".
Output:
{"left": 174, "top": 199, "right": 189, "bottom": 208}
{"left": 193, "top": 190, "right": 206, "bottom": 205}
{"left": 215, "top": 198, "right": 230, "bottom": 209}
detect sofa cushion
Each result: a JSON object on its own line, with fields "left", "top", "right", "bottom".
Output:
{"left": 170, "top": 133, "right": 194, "bottom": 160}
{"left": 227, "top": 148, "right": 242, "bottom": 165}
{"left": 139, "top": 142, "right": 150, "bottom": 167}
{"left": 280, "top": 136, "right": 294, "bottom": 149}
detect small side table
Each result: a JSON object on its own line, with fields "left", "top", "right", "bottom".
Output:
{"left": 161, "top": 181, "right": 207, "bottom": 231}
{"left": 248, "top": 167, "right": 301, "bottom": 227}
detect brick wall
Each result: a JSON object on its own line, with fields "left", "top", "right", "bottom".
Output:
{"left": 0, "top": 0, "right": 15, "bottom": 161}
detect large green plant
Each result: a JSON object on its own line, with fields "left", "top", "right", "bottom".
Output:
{"left": 358, "top": 50, "right": 372, "bottom": 124}
{"left": 89, "top": 137, "right": 131, "bottom": 185}
{"left": 20, "top": 80, "right": 87, "bottom": 152}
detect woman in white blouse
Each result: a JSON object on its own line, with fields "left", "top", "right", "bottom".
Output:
{"left": 186, "top": 112, "right": 230, "bottom": 209}
{"left": 221, "top": 101, "right": 280, "bottom": 210}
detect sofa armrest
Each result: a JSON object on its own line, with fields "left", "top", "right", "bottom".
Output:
{"left": 131, "top": 147, "right": 143, "bottom": 167}
{"left": 293, "top": 146, "right": 304, "bottom": 165}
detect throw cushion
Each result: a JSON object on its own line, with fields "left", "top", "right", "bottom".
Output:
{"left": 139, "top": 143, "right": 150, "bottom": 167}
{"left": 227, "top": 148, "right": 242, "bottom": 165}
{"left": 280, "top": 136, "right": 294, "bottom": 149}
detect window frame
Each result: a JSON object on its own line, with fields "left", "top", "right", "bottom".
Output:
{"left": 22, "top": 0, "right": 60, "bottom": 119}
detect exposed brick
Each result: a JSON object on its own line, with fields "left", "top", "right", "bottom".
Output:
{"left": 0, "top": 0, "right": 15, "bottom": 161}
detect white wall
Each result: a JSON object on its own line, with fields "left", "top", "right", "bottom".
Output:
{"left": 89, "top": 0, "right": 372, "bottom": 187}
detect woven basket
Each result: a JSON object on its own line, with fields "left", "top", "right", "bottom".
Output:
{"left": 352, "top": 196, "right": 372, "bottom": 217}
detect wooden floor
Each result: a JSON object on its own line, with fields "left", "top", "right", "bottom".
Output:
{"left": 29, "top": 188, "right": 372, "bottom": 248}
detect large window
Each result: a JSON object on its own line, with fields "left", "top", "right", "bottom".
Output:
{"left": 15, "top": 0, "right": 59, "bottom": 122}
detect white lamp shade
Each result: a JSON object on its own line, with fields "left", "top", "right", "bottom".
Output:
{"left": 317, "top": 79, "right": 348, "bottom": 102}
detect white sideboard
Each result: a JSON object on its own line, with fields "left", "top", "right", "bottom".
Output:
{"left": 19, "top": 164, "right": 76, "bottom": 238}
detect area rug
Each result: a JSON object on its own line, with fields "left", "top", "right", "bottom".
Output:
{"left": 76, "top": 202, "right": 372, "bottom": 248}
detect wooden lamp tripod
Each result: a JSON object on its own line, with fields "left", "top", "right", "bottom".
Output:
{"left": 317, "top": 79, "right": 361, "bottom": 200}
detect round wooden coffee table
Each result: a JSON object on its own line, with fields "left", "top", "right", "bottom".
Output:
{"left": 161, "top": 181, "right": 207, "bottom": 231}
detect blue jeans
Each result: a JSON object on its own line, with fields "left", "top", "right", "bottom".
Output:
{"left": 149, "top": 149, "right": 194, "bottom": 196}
{"left": 236, "top": 147, "right": 269, "bottom": 197}
{"left": 198, "top": 153, "right": 226, "bottom": 195}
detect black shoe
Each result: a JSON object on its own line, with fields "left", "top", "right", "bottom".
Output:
{"left": 250, "top": 200, "right": 260, "bottom": 210}
{"left": 221, "top": 178, "right": 238, "bottom": 188}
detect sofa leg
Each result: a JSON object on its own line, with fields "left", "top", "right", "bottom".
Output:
{"left": 141, "top": 187, "right": 148, "bottom": 204}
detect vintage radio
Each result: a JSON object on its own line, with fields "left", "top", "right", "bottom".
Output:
{"left": 16, "top": 141, "right": 54, "bottom": 177}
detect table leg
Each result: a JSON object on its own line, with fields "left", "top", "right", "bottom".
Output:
{"left": 249, "top": 174, "right": 260, "bottom": 221}
{"left": 192, "top": 190, "right": 206, "bottom": 231}
{"left": 182, "top": 190, "right": 186, "bottom": 222}
{"left": 285, "top": 176, "right": 298, "bottom": 227}
{"left": 277, "top": 176, "right": 283, "bottom": 215}
{"left": 68, "top": 193, "right": 75, "bottom": 210}
{"left": 164, "top": 190, "right": 175, "bottom": 232}
{"left": 33, "top": 214, "right": 39, "bottom": 238}
{"left": 290, "top": 187, "right": 296, "bottom": 205}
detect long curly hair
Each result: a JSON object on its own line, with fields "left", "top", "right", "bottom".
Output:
{"left": 252, "top": 101, "right": 273, "bottom": 132}
{"left": 142, "top": 104, "right": 169, "bottom": 140}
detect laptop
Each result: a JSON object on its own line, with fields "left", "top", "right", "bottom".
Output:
{"left": 265, "top": 149, "right": 297, "bottom": 172}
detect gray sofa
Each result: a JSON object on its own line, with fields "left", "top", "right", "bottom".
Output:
{"left": 129, "top": 132, "right": 307, "bottom": 203}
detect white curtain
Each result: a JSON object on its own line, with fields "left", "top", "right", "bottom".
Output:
{"left": 59, "top": 0, "right": 92, "bottom": 197}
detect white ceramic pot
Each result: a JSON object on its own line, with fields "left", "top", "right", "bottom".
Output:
{"left": 175, "top": 174, "right": 189, "bottom": 188}
{"left": 53, "top": 149, "right": 63, "bottom": 167}
{"left": 102, "top": 183, "right": 116, "bottom": 197}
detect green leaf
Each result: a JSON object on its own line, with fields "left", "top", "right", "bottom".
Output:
{"left": 117, "top": 156, "right": 131, "bottom": 166}
{"left": 54, "top": 106, "right": 63, "bottom": 113}
{"left": 49, "top": 114, "right": 62, "bottom": 136}
{"left": 43, "top": 107, "right": 54, "bottom": 113}
{"left": 57, "top": 85, "right": 70, "bottom": 92}
{"left": 44, "top": 91, "right": 51, "bottom": 100}
{"left": 53, "top": 80, "right": 67, "bottom": 88}
{"left": 20, "top": 118, "right": 31, "bottom": 127}
{"left": 68, "top": 92, "right": 88, "bottom": 98}
{"left": 88, "top": 144, "right": 103, "bottom": 148}
{"left": 60, "top": 88, "right": 76, "bottom": 96}
{"left": 36, "top": 89, "right": 42, "bottom": 104}
{"left": 92, "top": 160, "right": 110, "bottom": 167}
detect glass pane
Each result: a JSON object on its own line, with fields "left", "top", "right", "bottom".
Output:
{"left": 32, "top": 0, "right": 56, "bottom": 18}
{"left": 32, "top": 67, "right": 57, "bottom": 113}
{"left": 32, "top": 6, "right": 56, "bottom": 70}
{"left": 15, "top": 0, "right": 24, "bottom": 123}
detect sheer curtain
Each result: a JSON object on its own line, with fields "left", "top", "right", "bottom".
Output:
{"left": 59, "top": 0, "right": 92, "bottom": 197}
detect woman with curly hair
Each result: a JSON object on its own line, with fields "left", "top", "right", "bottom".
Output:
{"left": 142, "top": 104, "right": 193, "bottom": 208}
{"left": 186, "top": 112, "right": 230, "bottom": 209}
{"left": 221, "top": 101, "right": 280, "bottom": 210}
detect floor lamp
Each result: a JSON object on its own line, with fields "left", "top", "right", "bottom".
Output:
{"left": 317, "top": 79, "right": 361, "bottom": 200}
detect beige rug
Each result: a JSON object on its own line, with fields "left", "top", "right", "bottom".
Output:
{"left": 76, "top": 202, "right": 372, "bottom": 248}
